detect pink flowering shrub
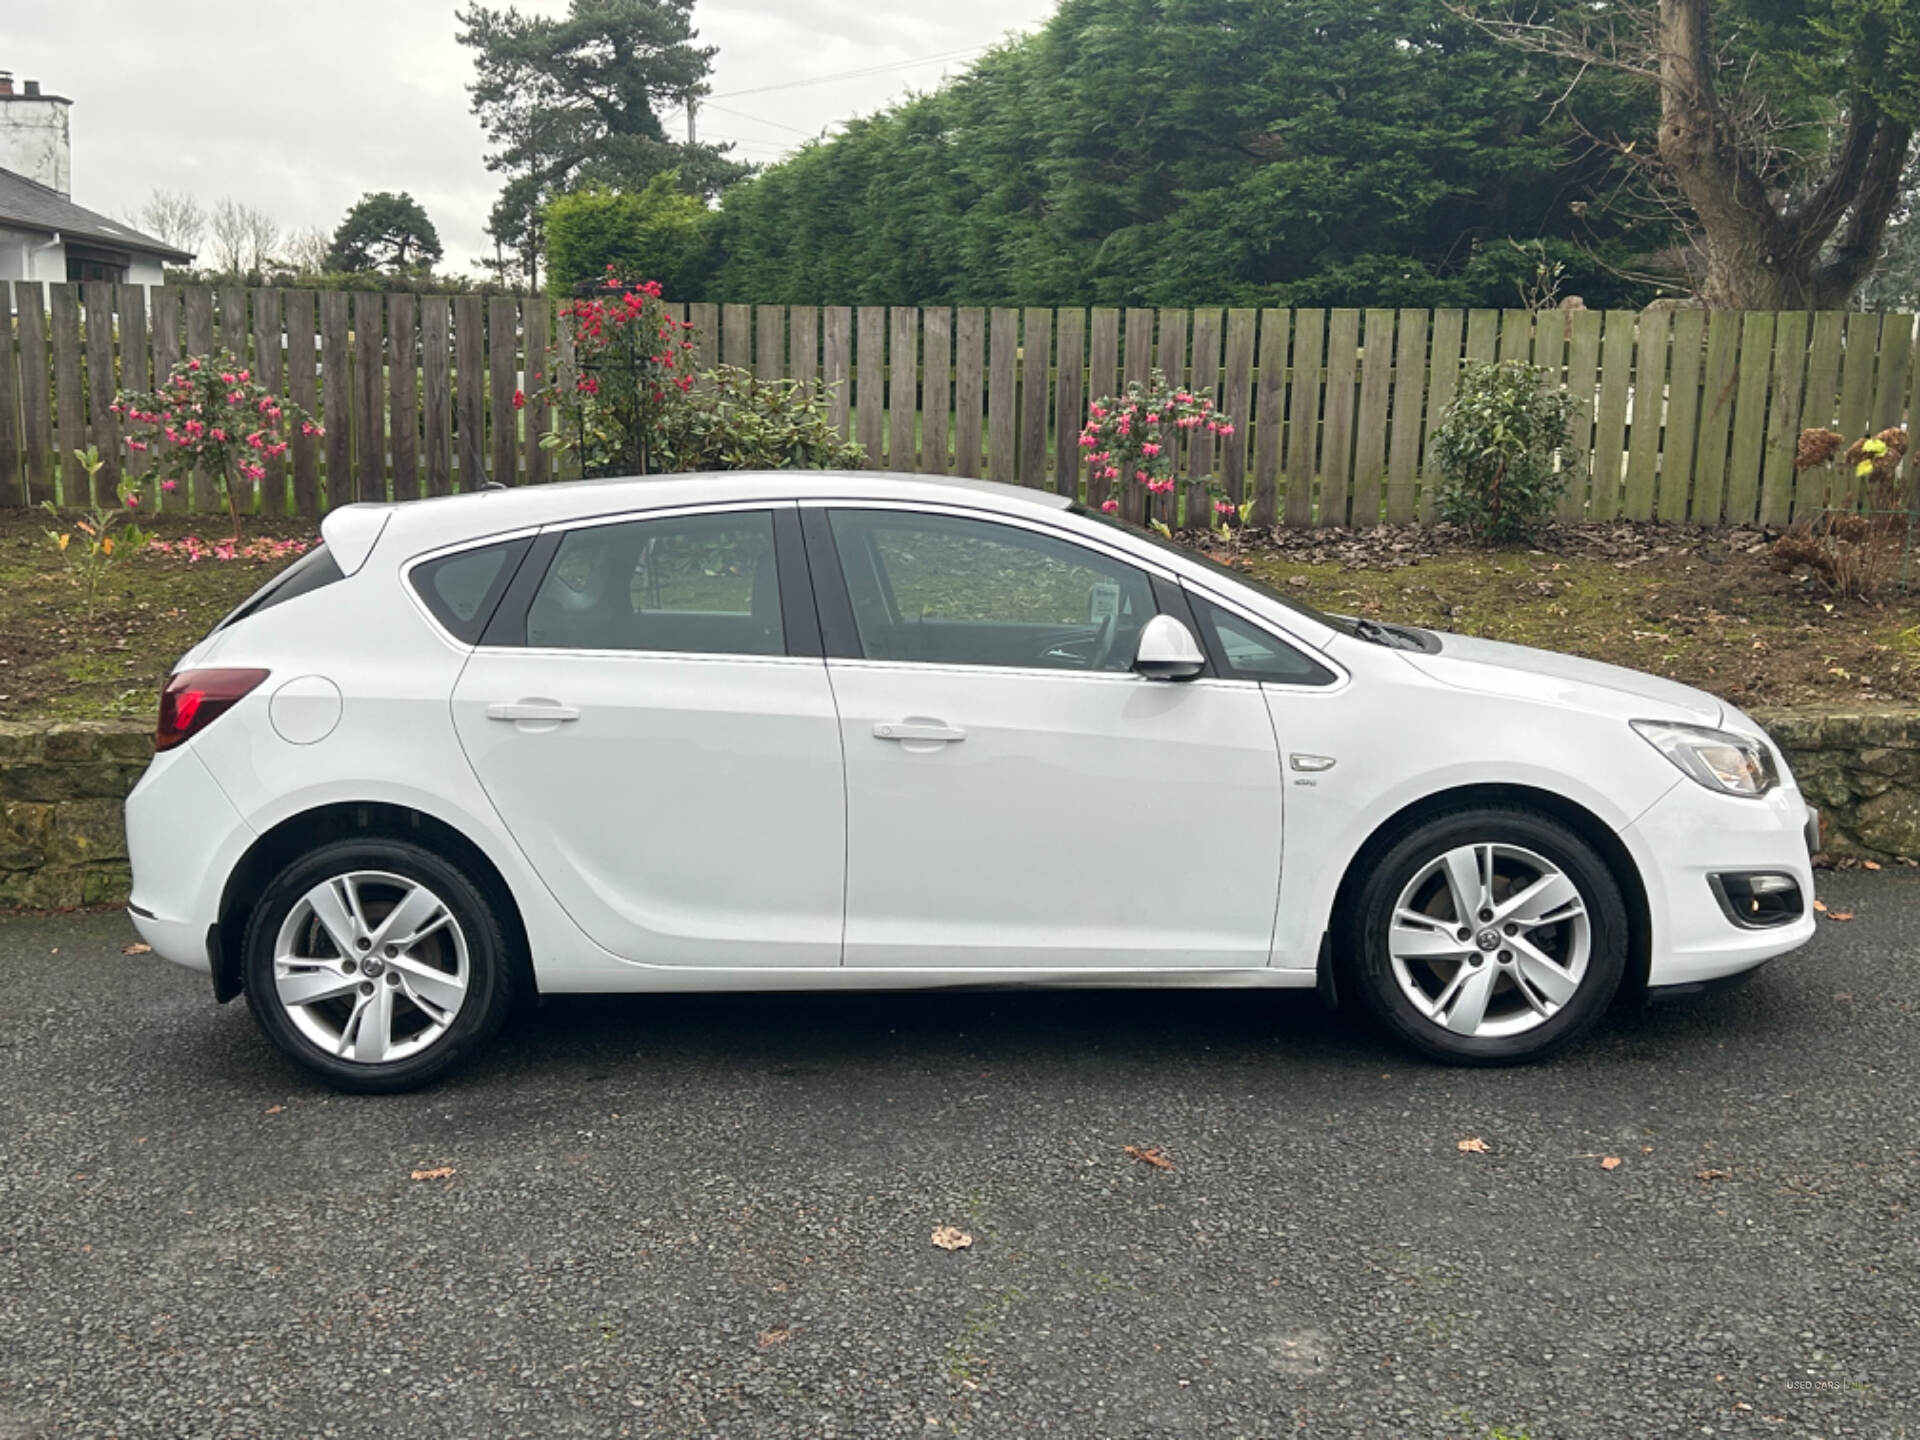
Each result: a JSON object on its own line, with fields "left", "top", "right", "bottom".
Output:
{"left": 114, "top": 348, "right": 322, "bottom": 538}
{"left": 1077, "top": 368, "right": 1236, "bottom": 523}
{"left": 542, "top": 269, "right": 699, "bottom": 477}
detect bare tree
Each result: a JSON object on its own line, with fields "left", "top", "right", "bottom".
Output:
{"left": 207, "top": 198, "right": 282, "bottom": 275}
{"left": 209, "top": 198, "right": 250, "bottom": 273}
{"left": 241, "top": 205, "right": 280, "bottom": 273}
{"left": 1455, "top": 0, "right": 1916, "bottom": 309}
{"left": 282, "top": 225, "right": 332, "bottom": 276}
{"left": 134, "top": 188, "right": 206, "bottom": 254}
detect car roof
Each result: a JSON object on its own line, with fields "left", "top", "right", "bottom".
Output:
{"left": 338, "top": 465, "right": 1348, "bottom": 653}
{"left": 345, "top": 470, "right": 1073, "bottom": 557}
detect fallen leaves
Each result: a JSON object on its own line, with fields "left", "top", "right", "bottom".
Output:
{"left": 409, "top": 1166, "right": 455, "bottom": 1182}
{"left": 121, "top": 942, "right": 152, "bottom": 955}
{"left": 1695, "top": 1168, "right": 1733, "bottom": 1183}
{"left": 757, "top": 1328, "right": 792, "bottom": 1347}
{"left": 1456, "top": 1137, "right": 1489, "bottom": 1155}
{"left": 1599, "top": 1156, "right": 1623, "bottom": 1171}
{"left": 930, "top": 1226, "right": 973, "bottom": 1251}
{"left": 1124, "top": 1145, "right": 1176, "bottom": 1171}
{"left": 263, "top": 1104, "right": 284, "bottom": 1116}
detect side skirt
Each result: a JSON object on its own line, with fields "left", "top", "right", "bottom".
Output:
{"left": 534, "top": 965, "right": 1322, "bottom": 995}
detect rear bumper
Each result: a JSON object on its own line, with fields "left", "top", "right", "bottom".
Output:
{"left": 1623, "top": 780, "right": 1817, "bottom": 988}
{"left": 124, "top": 745, "right": 255, "bottom": 977}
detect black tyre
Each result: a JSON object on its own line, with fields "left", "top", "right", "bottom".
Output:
{"left": 242, "top": 837, "right": 518, "bottom": 1093}
{"left": 1344, "top": 806, "right": 1629, "bottom": 1066}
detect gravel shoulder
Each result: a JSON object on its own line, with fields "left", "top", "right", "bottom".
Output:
{"left": 0, "top": 873, "right": 1915, "bottom": 1439}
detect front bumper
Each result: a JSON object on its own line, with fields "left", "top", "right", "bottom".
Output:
{"left": 1622, "top": 779, "right": 1817, "bottom": 988}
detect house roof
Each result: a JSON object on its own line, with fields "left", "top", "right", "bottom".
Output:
{"left": 0, "top": 165, "right": 194, "bottom": 263}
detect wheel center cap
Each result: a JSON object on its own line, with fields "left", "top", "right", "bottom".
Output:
{"left": 361, "top": 956, "right": 385, "bottom": 977}
{"left": 1475, "top": 928, "right": 1501, "bottom": 952}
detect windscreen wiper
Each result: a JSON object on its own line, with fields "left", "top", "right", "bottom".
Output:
{"left": 1351, "top": 617, "right": 1416, "bottom": 649}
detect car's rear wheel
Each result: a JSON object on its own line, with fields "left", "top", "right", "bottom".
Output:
{"left": 1346, "top": 807, "right": 1629, "bottom": 1065}
{"left": 242, "top": 838, "right": 517, "bottom": 1092}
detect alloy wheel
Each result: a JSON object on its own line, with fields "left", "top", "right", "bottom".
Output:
{"left": 1386, "top": 842, "right": 1590, "bottom": 1040}
{"left": 272, "top": 870, "right": 471, "bottom": 1065}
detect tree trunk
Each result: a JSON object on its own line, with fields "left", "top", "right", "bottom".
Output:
{"left": 1655, "top": 0, "right": 1911, "bottom": 310}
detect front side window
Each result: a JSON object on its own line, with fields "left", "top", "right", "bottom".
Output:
{"left": 1070, "top": 501, "right": 1355, "bottom": 638}
{"left": 827, "top": 509, "right": 1156, "bottom": 672}
{"left": 526, "top": 510, "right": 783, "bottom": 656}
{"left": 1191, "top": 595, "right": 1336, "bottom": 686}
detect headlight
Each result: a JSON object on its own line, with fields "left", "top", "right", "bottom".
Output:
{"left": 1631, "top": 719, "right": 1779, "bottom": 797}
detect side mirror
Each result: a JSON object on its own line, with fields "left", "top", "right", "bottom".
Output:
{"left": 1133, "top": 614, "right": 1206, "bottom": 681}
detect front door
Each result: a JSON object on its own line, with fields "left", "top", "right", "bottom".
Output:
{"left": 811, "top": 504, "right": 1283, "bottom": 970}
{"left": 451, "top": 504, "right": 845, "bottom": 967}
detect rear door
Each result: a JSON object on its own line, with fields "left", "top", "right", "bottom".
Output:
{"left": 449, "top": 503, "right": 846, "bottom": 968}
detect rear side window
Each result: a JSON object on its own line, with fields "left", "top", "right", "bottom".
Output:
{"left": 410, "top": 538, "right": 532, "bottom": 644}
{"left": 525, "top": 510, "right": 784, "bottom": 656}
{"left": 1191, "top": 595, "right": 1336, "bottom": 686}
{"left": 214, "top": 544, "right": 344, "bottom": 634}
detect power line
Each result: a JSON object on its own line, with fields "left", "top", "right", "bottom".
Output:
{"left": 705, "top": 45, "right": 989, "bottom": 101}
{"left": 699, "top": 100, "right": 820, "bottom": 138}
{"left": 703, "top": 134, "right": 797, "bottom": 158}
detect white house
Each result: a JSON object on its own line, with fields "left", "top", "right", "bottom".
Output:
{"left": 0, "top": 69, "right": 192, "bottom": 286}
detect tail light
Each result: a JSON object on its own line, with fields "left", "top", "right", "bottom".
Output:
{"left": 156, "top": 668, "right": 270, "bottom": 751}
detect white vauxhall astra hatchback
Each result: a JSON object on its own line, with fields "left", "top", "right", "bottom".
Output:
{"left": 125, "top": 473, "right": 1818, "bottom": 1091}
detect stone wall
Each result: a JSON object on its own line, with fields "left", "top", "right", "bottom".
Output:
{"left": 0, "top": 711, "right": 1915, "bottom": 909}
{"left": 1756, "top": 708, "right": 1920, "bottom": 861}
{"left": 0, "top": 720, "right": 153, "bottom": 908}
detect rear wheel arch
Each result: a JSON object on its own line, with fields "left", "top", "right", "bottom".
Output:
{"left": 1324, "top": 783, "right": 1652, "bottom": 1004}
{"left": 215, "top": 802, "right": 535, "bottom": 1006}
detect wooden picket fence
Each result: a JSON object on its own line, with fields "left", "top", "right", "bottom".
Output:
{"left": 3, "top": 282, "right": 1918, "bottom": 526}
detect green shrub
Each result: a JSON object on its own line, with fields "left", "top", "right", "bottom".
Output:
{"left": 656, "top": 366, "right": 864, "bottom": 473}
{"left": 1429, "top": 359, "right": 1577, "bottom": 543}
{"left": 545, "top": 173, "right": 709, "bottom": 297}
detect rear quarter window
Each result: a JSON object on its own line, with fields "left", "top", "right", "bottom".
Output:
{"left": 410, "top": 538, "right": 533, "bottom": 644}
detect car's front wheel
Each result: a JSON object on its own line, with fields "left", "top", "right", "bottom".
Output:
{"left": 1346, "top": 807, "right": 1629, "bottom": 1065}
{"left": 242, "top": 838, "right": 518, "bottom": 1092}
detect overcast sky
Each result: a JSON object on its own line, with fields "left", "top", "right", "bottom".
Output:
{"left": 0, "top": 0, "right": 1054, "bottom": 271}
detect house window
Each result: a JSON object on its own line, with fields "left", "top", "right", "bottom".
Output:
{"left": 64, "top": 247, "right": 129, "bottom": 284}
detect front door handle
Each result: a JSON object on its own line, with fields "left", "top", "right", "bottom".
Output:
{"left": 486, "top": 701, "right": 581, "bottom": 723}
{"left": 874, "top": 720, "right": 966, "bottom": 743}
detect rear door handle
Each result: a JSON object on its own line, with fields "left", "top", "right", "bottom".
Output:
{"left": 486, "top": 701, "right": 581, "bottom": 723}
{"left": 874, "top": 720, "right": 966, "bottom": 743}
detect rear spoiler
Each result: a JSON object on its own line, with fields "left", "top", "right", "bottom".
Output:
{"left": 318, "top": 504, "right": 394, "bottom": 576}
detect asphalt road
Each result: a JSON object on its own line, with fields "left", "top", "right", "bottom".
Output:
{"left": 1, "top": 874, "right": 1915, "bottom": 1440}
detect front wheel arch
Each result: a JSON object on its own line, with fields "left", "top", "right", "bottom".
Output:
{"left": 1324, "top": 783, "right": 1651, "bottom": 1006}
{"left": 215, "top": 802, "right": 535, "bottom": 1007}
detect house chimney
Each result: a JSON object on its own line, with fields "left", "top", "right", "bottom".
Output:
{"left": 0, "top": 72, "right": 72, "bottom": 196}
